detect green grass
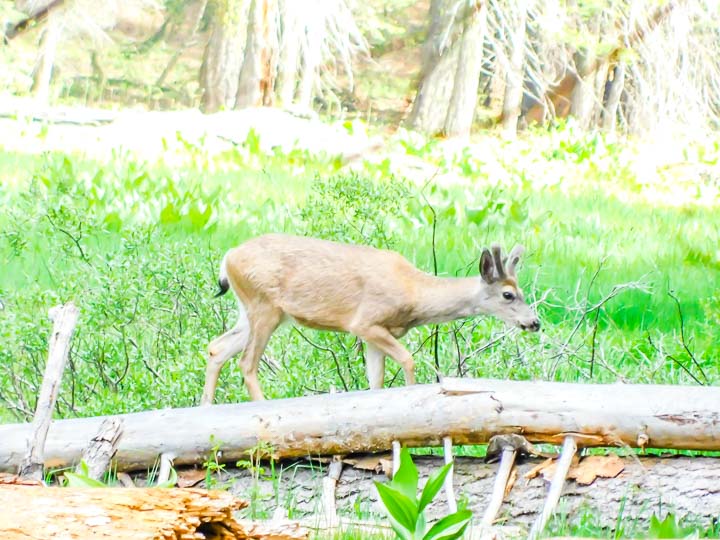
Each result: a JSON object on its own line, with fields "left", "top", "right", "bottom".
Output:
{"left": 1, "top": 126, "right": 718, "bottom": 421}
{"left": 0, "top": 128, "right": 718, "bottom": 540}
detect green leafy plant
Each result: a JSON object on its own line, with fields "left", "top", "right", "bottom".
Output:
{"left": 374, "top": 448, "right": 472, "bottom": 540}
{"left": 648, "top": 513, "right": 700, "bottom": 539}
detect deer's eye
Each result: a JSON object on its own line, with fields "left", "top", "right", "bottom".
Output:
{"left": 502, "top": 291, "right": 515, "bottom": 301}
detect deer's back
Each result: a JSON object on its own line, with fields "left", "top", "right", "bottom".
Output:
{"left": 225, "top": 234, "right": 424, "bottom": 330}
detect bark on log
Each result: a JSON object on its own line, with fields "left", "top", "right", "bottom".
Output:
{"left": 0, "top": 378, "right": 718, "bottom": 473}
{"left": 226, "top": 454, "right": 720, "bottom": 530}
{"left": 0, "top": 486, "right": 250, "bottom": 539}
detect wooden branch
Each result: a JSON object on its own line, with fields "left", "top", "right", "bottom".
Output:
{"left": 18, "top": 302, "right": 79, "bottom": 480}
{"left": 1, "top": 377, "right": 719, "bottom": 473}
{"left": 76, "top": 417, "right": 123, "bottom": 480}
{"left": 442, "top": 436, "right": 457, "bottom": 513}
{"left": 0, "top": 486, "right": 271, "bottom": 539}
{"left": 528, "top": 436, "right": 578, "bottom": 540}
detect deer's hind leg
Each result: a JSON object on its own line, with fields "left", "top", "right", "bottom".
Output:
{"left": 237, "top": 302, "right": 283, "bottom": 401}
{"left": 201, "top": 302, "right": 250, "bottom": 405}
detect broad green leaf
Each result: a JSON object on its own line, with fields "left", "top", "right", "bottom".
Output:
{"left": 63, "top": 471, "right": 107, "bottom": 488}
{"left": 423, "top": 509, "right": 472, "bottom": 540}
{"left": 391, "top": 448, "right": 419, "bottom": 503}
{"left": 160, "top": 203, "right": 180, "bottom": 224}
{"left": 418, "top": 462, "right": 453, "bottom": 512}
{"left": 374, "top": 481, "right": 418, "bottom": 534}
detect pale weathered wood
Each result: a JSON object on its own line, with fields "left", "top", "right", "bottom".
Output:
{"left": 76, "top": 417, "right": 123, "bottom": 480}
{"left": 1, "top": 378, "right": 719, "bottom": 473}
{"left": 0, "top": 486, "right": 248, "bottom": 539}
{"left": 528, "top": 436, "right": 577, "bottom": 540}
{"left": 228, "top": 454, "right": 720, "bottom": 529}
{"left": 18, "top": 302, "right": 79, "bottom": 480}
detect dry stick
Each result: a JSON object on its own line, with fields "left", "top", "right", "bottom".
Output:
{"left": 156, "top": 452, "right": 176, "bottom": 485}
{"left": 321, "top": 458, "right": 344, "bottom": 527}
{"left": 321, "top": 386, "right": 344, "bottom": 527}
{"left": 18, "top": 302, "right": 79, "bottom": 481}
{"left": 527, "top": 436, "right": 578, "bottom": 540}
{"left": 481, "top": 449, "right": 517, "bottom": 526}
{"left": 443, "top": 436, "right": 457, "bottom": 513}
{"left": 76, "top": 417, "right": 123, "bottom": 481}
{"left": 392, "top": 440, "right": 401, "bottom": 476}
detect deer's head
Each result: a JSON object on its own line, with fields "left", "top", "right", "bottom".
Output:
{"left": 479, "top": 244, "right": 540, "bottom": 332}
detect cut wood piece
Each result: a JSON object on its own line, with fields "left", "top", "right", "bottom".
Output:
{"left": 76, "top": 417, "right": 123, "bottom": 480}
{"left": 0, "top": 485, "right": 251, "bottom": 539}
{"left": 18, "top": 302, "right": 79, "bottom": 481}
{"left": 1, "top": 377, "right": 719, "bottom": 473}
{"left": 528, "top": 436, "right": 578, "bottom": 540}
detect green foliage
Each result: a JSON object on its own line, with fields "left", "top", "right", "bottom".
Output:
{"left": 374, "top": 448, "right": 471, "bottom": 540}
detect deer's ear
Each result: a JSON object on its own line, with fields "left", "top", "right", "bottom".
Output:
{"left": 480, "top": 249, "right": 495, "bottom": 284}
{"left": 506, "top": 245, "right": 525, "bottom": 276}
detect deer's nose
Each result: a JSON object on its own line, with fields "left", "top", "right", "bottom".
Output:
{"left": 521, "top": 319, "right": 541, "bottom": 332}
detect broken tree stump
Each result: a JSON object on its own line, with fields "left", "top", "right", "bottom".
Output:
{"left": 18, "top": 302, "right": 79, "bottom": 481}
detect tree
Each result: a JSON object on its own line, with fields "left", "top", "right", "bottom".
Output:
{"left": 199, "top": 0, "right": 367, "bottom": 113}
{"left": 409, "top": 0, "right": 487, "bottom": 137}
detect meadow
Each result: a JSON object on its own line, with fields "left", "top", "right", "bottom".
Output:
{"left": 1, "top": 123, "right": 718, "bottom": 424}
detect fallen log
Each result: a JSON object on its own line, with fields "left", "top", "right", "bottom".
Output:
{"left": 0, "top": 378, "right": 718, "bottom": 472}
{"left": 0, "top": 486, "right": 244, "bottom": 539}
{"left": 228, "top": 454, "right": 720, "bottom": 530}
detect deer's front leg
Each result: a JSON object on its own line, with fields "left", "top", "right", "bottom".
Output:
{"left": 355, "top": 326, "right": 415, "bottom": 386}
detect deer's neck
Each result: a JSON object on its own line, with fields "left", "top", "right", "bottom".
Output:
{"left": 411, "top": 275, "right": 487, "bottom": 326}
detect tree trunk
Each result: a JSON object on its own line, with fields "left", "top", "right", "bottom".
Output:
{"left": 236, "top": 0, "right": 278, "bottom": 108}
{"left": 276, "top": 0, "right": 300, "bottom": 105}
{"left": 602, "top": 62, "right": 626, "bottom": 131}
{"left": 297, "top": 12, "right": 322, "bottom": 110}
{"left": 443, "top": 1, "right": 487, "bottom": 137}
{"left": 199, "top": 0, "right": 246, "bottom": 113}
{"left": 500, "top": 0, "right": 527, "bottom": 138}
{"left": 569, "top": 48, "right": 597, "bottom": 129}
{"left": 225, "top": 453, "right": 720, "bottom": 530}
{"left": 407, "top": 0, "right": 462, "bottom": 134}
{"left": 0, "top": 486, "right": 257, "bottom": 539}
{"left": 0, "top": 378, "right": 718, "bottom": 473}
{"left": 31, "top": 7, "right": 62, "bottom": 104}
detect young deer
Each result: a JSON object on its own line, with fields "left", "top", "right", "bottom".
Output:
{"left": 202, "top": 233, "right": 539, "bottom": 404}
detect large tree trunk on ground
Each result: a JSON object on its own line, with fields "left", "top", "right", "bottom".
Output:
{"left": 500, "top": 0, "right": 527, "bottom": 138}
{"left": 443, "top": 2, "right": 487, "bottom": 137}
{"left": 0, "top": 378, "right": 718, "bottom": 473}
{"left": 0, "top": 486, "right": 252, "bottom": 539}
{"left": 199, "top": 0, "right": 247, "bottom": 113}
{"left": 225, "top": 454, "right": 720, "bottom": 529}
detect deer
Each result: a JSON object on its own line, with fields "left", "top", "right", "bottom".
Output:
{"left": 201, "top": 233, "right": 540, "bottom": 404}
